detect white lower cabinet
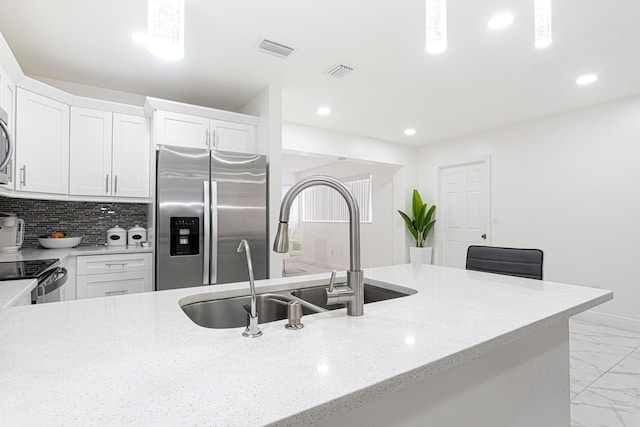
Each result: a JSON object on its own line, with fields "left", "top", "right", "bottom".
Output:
{"left": 76, "top": 253, "right": 152, "bottom": 300}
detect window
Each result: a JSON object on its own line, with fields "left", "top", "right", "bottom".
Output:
{"left": 301, "top": 175, "right": 372, "bottom": 223}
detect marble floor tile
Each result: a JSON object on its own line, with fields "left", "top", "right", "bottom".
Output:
{"left": 571, "top": 349, "right": 640, "bottom": 427}
{"left": 570, "top": 320, "right": 640, "bottom": 398}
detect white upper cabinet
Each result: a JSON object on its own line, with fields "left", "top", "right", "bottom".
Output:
{"left": 154, "top": 110, "right": 209, "bottom": 149}
{"left": 112, "top": 114, "right": 149, "bottom": 198}
{"left": 151, "top": 105, "right": 258, "bottom": 154}
{"left": 69, "top": 107, "right": 149, "bottom": 198}
{"left": 16, "top": 88, "right": 70, "bottom": 195}
{"left": 211, "top": 119, "right": 257, "bottom": 153}
{"left": 69, "top": 107, "right": 112, "bottom": 196}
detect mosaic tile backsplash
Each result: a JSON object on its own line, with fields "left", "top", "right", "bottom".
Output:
{"left": 0, "top": 197, "right": 149, "bottom": 248}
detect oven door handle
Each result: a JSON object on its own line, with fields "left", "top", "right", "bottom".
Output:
{"left": 38, "top": 267, "right": 68, "bottom": 297}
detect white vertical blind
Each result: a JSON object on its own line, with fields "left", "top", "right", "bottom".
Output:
{"left": 301, "top": 175, "right": 372, "bottom": 223}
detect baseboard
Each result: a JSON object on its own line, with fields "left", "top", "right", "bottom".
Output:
{"left": 573, "top": 310, "right": 640, "bottom": 333}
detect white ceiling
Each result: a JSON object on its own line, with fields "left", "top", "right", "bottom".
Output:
{"left": 1, "top": 0, "right": 639, "bottom": 145}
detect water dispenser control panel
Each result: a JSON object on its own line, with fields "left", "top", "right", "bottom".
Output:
{"left": 170, "top": 217, "right": 199, "bottom": 256}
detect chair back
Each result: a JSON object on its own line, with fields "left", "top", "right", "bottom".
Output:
{"left": 466, "top": 245, "right": 543, "bottom": 280}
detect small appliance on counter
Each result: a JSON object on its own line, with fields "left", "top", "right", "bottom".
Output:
{"left": 127, "top": 225, "right": 147, "bottom": 246}
{"left": 107, "top": 226, "right": 126, "bottom": 247}
{"left": 0, "top": 213, "right": 24, "bottom": 252}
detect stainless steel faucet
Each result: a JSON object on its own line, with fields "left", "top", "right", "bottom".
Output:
{"left": 237, "top": 239, "right": 262, "bottom": 337}
{"left": 273, "top": 175, "right": 364, "bottom": 316}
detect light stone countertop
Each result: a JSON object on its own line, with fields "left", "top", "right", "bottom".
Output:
{"left": 0, "top": 245, "right": 153, "bottom": 264}
{"left": 0, "top": 264, "right": 612, "bottom": 426}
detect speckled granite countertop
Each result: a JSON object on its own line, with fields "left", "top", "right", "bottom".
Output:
{"left": 0, "top": 264, "right": 611, "bottom": 425}
{"left": 0, "top": 245, "right": 153, "bottom": 264}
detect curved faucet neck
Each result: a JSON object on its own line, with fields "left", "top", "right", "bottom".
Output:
{"left": 277, "top": 175, "right": 361, "bottom": 272}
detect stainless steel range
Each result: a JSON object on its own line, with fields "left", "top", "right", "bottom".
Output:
{"left": 0, "top": 259, "right": 68, "bottom": 304}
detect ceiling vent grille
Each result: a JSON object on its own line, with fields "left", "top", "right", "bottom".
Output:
{"left": 325, "top": 63, "right": 355, "bottom": 78}
{"left": 257, "top": 39, "right": 294, "bottom": 58}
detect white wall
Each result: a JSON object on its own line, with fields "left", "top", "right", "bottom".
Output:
{"left": 283, "top": 123, "right": 420, "bottom": 265}
{"left": 418, "top": 96, "right": 640, "bottom": 327}
{"left": 240, "top": 86, "right": 283, "bottom": 278}
{"left": 294, "top": 161, "right": 398, "bottom": 270}
{"left": 35, "top": 76, "right": 147, "bottom": 106}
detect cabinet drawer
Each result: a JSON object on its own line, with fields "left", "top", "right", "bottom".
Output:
{"left": 76, "top": 271, "right": 149, "bottom": 300}
{"left": 77, "top": 253, "right": 151, "bottom": 275}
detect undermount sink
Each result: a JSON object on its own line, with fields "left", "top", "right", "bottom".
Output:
{"left": 291, "top": 283, "right": 410, "bottom": 311}
{"left": 181, "top": 283, "right": 414, "bottom": 329}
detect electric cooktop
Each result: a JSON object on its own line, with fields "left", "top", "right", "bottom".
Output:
{"left": 0, "top": 259, "right": 59, "bottom": 281}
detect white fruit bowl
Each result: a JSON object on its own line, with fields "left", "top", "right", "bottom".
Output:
{"left": 38, "top": 237, "right": 82, "bottom": 249}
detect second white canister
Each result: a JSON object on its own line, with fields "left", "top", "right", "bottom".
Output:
{"left": 127, "top": 225, "right": 147, "bottom": 246}
{"left": 107, "top": 226, "right": 127, "bottom": 246}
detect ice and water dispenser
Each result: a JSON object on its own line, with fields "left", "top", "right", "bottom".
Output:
{"left": 170, "top": 217, "right": 199, "bottom": 256}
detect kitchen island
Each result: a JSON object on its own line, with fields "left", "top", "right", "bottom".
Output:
{"left": 0, "top": 264, "right": 611, "bottom": 426}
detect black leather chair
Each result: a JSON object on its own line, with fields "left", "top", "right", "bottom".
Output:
{"left": 466, "top": 246, "right": 544, "bottom": 280}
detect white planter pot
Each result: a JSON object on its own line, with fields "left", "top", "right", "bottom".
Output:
{"left": 409, "top": 246, "right": 433, "bottom": 265}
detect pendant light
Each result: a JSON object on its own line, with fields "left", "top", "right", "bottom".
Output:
{"left": 534, "top": 0, "right": 552, "bottom": 49}
{"left": 425, "top": 0, "right": 447, "bottom": 54}
{"left": 147, "top": 0, "right": 185, "bottom": 60}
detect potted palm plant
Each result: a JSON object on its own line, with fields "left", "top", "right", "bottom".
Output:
{"left": 398, "top": 189, "right": 436, "bottom": 264}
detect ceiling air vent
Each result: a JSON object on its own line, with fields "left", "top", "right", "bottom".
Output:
{"left": 325, "top": 63, "right": 355, "bottom": 78}
{"left": 257, "top": 39, "right": 294, "bottom": 58}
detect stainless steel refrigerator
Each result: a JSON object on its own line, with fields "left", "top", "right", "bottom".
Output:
{"left": 156, "top": 145, "right": 268, "bottom": 290}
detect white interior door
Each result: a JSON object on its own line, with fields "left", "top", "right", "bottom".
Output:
{"left": 439, "top": 160, "right": 490, "bottom": 268}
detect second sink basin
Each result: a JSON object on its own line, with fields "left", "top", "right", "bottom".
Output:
{"left": 291, "top": 283, "right": 410, "bottom": 310}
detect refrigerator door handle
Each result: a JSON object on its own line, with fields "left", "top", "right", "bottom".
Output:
{"left": 211, "top": 181, "right": 218, "bottom": 284}
{"left": 203, "top": 181, "right": 210, "bottom": 285}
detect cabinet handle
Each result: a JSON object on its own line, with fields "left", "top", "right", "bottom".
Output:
{"left": 205, "top": 129, "right": 209, "bottom": 146}
{"left": 114, "top": 175, "right": 118, "bottom": 194}
{"left": 212, "top": 130, "right": 216, "bottom": 148}
{"left": 20, "top": 165, "right": 26, "bottom": 187}
{"left": 7, "top": 160, "right": 12, "bottom": 183}
{"left": 105, "top": 174, "right": 109, "bottom": 193}
{"left": 105, "top": 262, "right": 128, "bottom": 267}
{"left": 105, "top": 290, "right": 128, "bottom": 296}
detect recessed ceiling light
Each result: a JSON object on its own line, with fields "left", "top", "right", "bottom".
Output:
{"left": 404, "top": 128, "right": 417, "bottom": 136}
{"left": 317, "top": 107, "right": 331, "bottom": 115}
{"left": 488, "top": 13, "right": 514, "bottom": 30}
{"left": 131, "top": 32, "right": 148, "bottom": 45}
{"left": 576, "top": 74, "right": 598, "bottom": 85}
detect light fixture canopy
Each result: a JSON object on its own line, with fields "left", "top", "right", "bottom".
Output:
{"left": 131, "top": 32, "right": 149, "bottom": 45}
{"left": 147, "top": 0, "right": 185, "bottom": 61}
{"left": 534, "top": 0, "right": 552, "bottom": 49}
{"left": 488, "top": 13, "right": 514, "bottom": 30}
{"left": 576, "top": 74, "right": 598, "bottom": 85}
{"left": 317, "top": 107, "right": 331, "bottom": 116}
{"left": 425, "top": 0, "right": 447, "bottom": 54}
{"left": 404, "top": 128, "right": 417, "bottom": 136}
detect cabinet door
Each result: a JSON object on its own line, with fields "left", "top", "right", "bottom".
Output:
{"left": 76, "top": 271, "right": 149, "bottom": 300}
{"left": 0, "top": 68, "right": 16, "bottom": 190}
{"left": 112, "top": 114, "right": 150, "bottom": 198}
{"left": 16, "top": 89, "right": 70, "bottom": 194}
{"left": 211, "top": 120, "right": 257, "bottom": 153}
{"left": 69, "top": 107, "right": 113, "bottom": 196}
{"left": 154, "top": 110, "right": 209, "bottom": 149}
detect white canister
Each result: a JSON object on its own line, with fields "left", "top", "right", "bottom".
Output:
{"left": 127, "top": 225, "right": 147, "bottom": 246}
{"left": 107, "top": 226, "right": 127, "bottom": 246}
